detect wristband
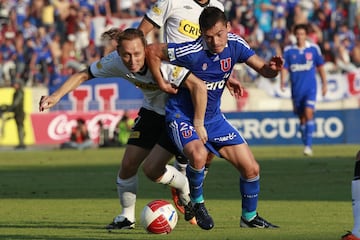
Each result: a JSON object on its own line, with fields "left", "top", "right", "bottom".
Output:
{"left": 193, "top": 119, "right": 204, "bottom": 127}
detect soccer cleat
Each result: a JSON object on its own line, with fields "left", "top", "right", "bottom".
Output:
{"left": 193, "top": 202, "right": 214, "bottom": 230}
{"left": 303, "top": 146, "right": 313, "bottom": 156}
{"left": 341, "top": 232, "right": 360, "bottom": 240}
{"left": 105, "top": 215, "right": 135, "bottom": 230}
{"left": 171, "top": 188, "right": 197, "bottom": 224}
{"left": 171, "top": 187, "right": 185, "bottom": 214}
{"left": 240, "top": 214, "right": 279, "bottom": 228}
{"left": 183, "top": 201, "right": 197, "bottom": 225}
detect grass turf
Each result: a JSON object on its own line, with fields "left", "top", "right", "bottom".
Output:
{"left": 0, "top": 144, "right": 358, "bottom": 240}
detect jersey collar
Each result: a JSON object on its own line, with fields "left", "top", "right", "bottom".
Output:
{"left": 202, "top": 37, "right": 229, "bottom": 55}
{"left": 193, "top": 0, "right": 210, "bottom": 7}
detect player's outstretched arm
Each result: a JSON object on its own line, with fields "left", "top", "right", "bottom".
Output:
{"left": 146, "top": 43, "right": 177, "bottom": 94}
{"left": 280, "top": 68, "right": 288, "bottom": 92}
{"left": 246, "top": 54, "right": 284, "bottom": 78}
{"left": 226, "top": 76, "right": 244, "bottom": 99}
{"left": 317, "top": 65, "right": 327, "bottom": 96}
{"left": 39, "top": 69, "right": 90, "bottom": 112}
{"left": 138, "top": 17, "right": 155, "bottom": 36}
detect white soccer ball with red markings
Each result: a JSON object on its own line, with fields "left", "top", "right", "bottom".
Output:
{"left": 141, "top": 199, "right": 178, "bottom": 234}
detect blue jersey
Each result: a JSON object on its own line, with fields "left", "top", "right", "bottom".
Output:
{"left": 283, "top": 41, "right": 324, "bottom": 97}
{"left": 167, "top": 33, "right": 255, "bottom": 123}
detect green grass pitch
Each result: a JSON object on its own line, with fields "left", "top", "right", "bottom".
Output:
{"left": 0, "top": 144, "right": 358, "bottom": 240}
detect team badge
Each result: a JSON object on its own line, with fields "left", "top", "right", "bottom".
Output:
{"left": 168, "top": 48, "right": 176, "bottom": 61}
{"left": 202, "top": 63, "right": 208, "bottom": 71}
{"left": 305, "top": 52, "right": 313, "bottom": 60}
{"left": 182, "top": 130, "right": 192, "bottom": 138}
{"left": 220, "top": 58, "right": 231, "bottom": 72}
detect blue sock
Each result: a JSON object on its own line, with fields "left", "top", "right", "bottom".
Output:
{"left": 186, "top": 165, "right": 205, "bottom": 203}
{"left": 299, "top": 124, "right": 306, "bottom": 145}
{"left": 305, "top": 120, "right": 314, "bottom": 147}
{"left": 240, "top": 175, "right": 260, "bottom": 220}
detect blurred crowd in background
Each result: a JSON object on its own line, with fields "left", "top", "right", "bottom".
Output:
{"left": 0, "top": 0, "right": 359, "bottom": 88}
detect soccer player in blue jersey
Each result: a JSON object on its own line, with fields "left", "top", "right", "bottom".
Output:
{"left": 145, "top": 6, "right": 283, "bottom": 230}
{"left": 280, "top": 24, "right": 327, "bottom": 157}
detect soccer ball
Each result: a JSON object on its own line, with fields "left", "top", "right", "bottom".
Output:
{"left": 140, "top": 199, "right": 178, "bottom": 234}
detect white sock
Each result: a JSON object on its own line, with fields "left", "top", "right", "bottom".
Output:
{"left": 158, "top": 165, "right": 190, "bottom": 204}
{"left": 174, "top": 159, "right": 187, "bottom": 176}
{"left": 116, "top": 175, "right": 137, "bottom": 222}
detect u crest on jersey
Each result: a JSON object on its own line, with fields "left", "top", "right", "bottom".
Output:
{"left": 220, "top": 58, "right": 231, "bottom": 72}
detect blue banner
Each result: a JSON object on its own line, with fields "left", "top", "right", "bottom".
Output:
{"left": 224, "top": 109, "right": 360, "bottom": 145}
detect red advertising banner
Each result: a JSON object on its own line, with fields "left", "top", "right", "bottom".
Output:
{"left": 31, "top": 111, "right": 138, "bottom": 145}
{"left": 348, "top": 71, "right": 360, "bottom": 97}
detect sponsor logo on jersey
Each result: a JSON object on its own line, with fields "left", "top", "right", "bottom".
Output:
{"left": 179, "top": 20, "right": 201, "bottom": 39}
{"left": 133, "top": 82, "right": 159, "bottom": 91}
{"left": 290, "top": 60, "right": 313, "bottom": 72}
{"left": 206, "top": 80, "right": 226, "bottom": 90}
{"left": 151, "top": 5, "right": 162, "bottom": 15}
{"left": 129, "top": 131, "right": 140, "bottom": 139}
{"left": 183, "top": 5, "right": 192, "bottom": 10}
{"left": 214, "top": 132, "right": 237, "bottom": 142}
{"left": 172, "top": 66, "right": 183, "bottom": 79}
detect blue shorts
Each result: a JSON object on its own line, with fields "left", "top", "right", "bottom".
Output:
{"left": 167, "top": 114, "right": 246, "bottom": 157}
{"left": 292, "top": 89, "right": 316, "bottom": 115}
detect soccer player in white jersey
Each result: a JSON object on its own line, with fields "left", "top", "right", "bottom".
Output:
{"left": 38, "top": 28, "right": 207, "bottom": 230}
{"left": 342, "top": 150, "right": 360, "bottom": 240}
{"left": 146, "top": 7, "right": 283, "bottom": 230}
{"left": 137, "top": 0, "right": 226, "bottom": 213}
{"left": 281, "top": 24, "right": 327, "bottom": 156}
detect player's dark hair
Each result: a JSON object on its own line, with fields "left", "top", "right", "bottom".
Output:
{"left": 199, "top": 7, "right": 227, "bottom": 32}
{"left": 101, "top": 28, "right": 122, "bottom": 41}
{"left": 116, "top": 28, "right": 147, "bottom": 49}
{"left": 293, "top": 24, "right": 309, "bottom": 34}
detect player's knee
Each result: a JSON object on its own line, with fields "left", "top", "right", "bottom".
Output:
{"left": 242, "top": 162, "right": 260, "bottom": 179}
{"left": 142, "top": 160, "right": 161, "bottom": 181}
{"left": 190, "top": 150, "right": 208, "bottom": 169}
{"left": 120, "top": 158, "right": 139, "bottom": 178}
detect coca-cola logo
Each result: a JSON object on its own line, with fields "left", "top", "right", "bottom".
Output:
{"left": 48, "top": 113, "right": 122, "bottom": 140}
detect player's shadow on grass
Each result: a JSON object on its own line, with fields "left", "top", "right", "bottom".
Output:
{"left": 0, "top": 156, "right": 352, "bottom": 201}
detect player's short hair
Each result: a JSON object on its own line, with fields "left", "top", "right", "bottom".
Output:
{"left": 116, "top": 28, "right": 147, "bottom": 49}
{"left": 101, "top": 28, "right": 122, "bottom": 41}
{"left": 199, "top": 7, "right": 227, "bottom": 32}
{"left": 293, "top": 24, "right": 309, "bottom": 34}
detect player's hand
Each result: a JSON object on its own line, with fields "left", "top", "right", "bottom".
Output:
{"left": 195, "top": 125, "right": 208, "bottom": 144}
{"left": 159, "top": 82, "right": 178, "bottom": 94}
{"left": 322, "top": 84, "right": 327, "bottom": 96}
{"left": 280, "top": 82, "right": 286, "bottom": 92}
{"left": 269, "top": 56, "right": 284, "bottom": 71}
{"left": 226, "top": 76, "right": 244, "bottom": 99}
{"left": 39, "top": 95, "right": 59, "bottom": 112}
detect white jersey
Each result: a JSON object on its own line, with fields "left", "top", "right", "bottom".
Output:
{"left": 146, "top": 0, "right": 224, "bottom": 43}
{"left": 89, "top": 51, "right": 188, "bottom": 115}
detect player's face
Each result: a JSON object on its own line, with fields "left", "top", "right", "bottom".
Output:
{"left": 202, "top": 21, "right": 230, "bottom": 54}
{"left": 295, "top": 28, "right": 307, "bottom": 46}
{"left": 118, "top": 38, "right": 146, "bottom": 73}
